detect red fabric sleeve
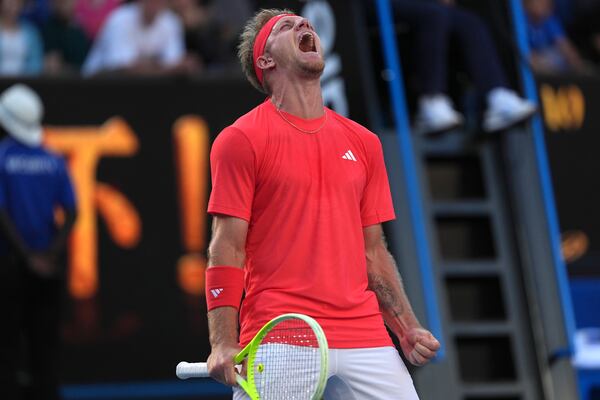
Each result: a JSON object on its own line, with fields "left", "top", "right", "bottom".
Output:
{"left": 207, "top": 127, "right": 256, "bottom": 221}
{"left": 360, "top": 135, "right": 396, "bottom": 227}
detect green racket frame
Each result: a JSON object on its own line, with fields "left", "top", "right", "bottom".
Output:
{"left": 234, "top": 313, "right": 329, "bottom": 400}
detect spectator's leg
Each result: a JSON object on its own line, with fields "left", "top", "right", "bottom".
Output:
{"left": 387, "top": 0, "right": 464, "bottom": 134}
{"left": 389, "top": 0, "right": 451, "bottom": 95}
{"left": 447, "top": 6, "right": 536, "bottom": 132}
{"left": 447, "top": 7, "right": 507, "bottom": 94}
{"left": 25, "top": 272, "right": 62, "bottom": 400}
{"left": 0, "top": 255, "right": 24, "bottom": 400}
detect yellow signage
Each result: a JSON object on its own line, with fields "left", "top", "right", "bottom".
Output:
{"left": 45, "top": 118, "right": 140, "bottom": 299}
{"left": 44, "top": 116, "right": 210, "bottom": 299}
{"left": 540, "top": 84, "right": 585, "bottom": 132}
{"left": 173, "top": 116, "right": 210, "bottom": 296}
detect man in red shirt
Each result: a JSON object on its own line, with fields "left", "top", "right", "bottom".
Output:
{"left": 205, "top": 8, "right": 440, "bottom": 399}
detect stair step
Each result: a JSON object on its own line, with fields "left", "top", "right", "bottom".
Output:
{"left": 440, "top": 261, "right": 501, "bottom": 276}
{"left": 414, "top": 132, "right": 479, "bottom": 155}
{"left": 461, "top": 382, "right": 524, "bottom": 397}
{"left": 431, "top": 201, "right": 491, "bottom": 216}
{"left": 451, "top": 322, "right": 513, "bottom": 336}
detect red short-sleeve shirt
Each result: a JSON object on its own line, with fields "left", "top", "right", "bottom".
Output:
{"left": 208, "top": 99, "right": 395, "bottom": 348}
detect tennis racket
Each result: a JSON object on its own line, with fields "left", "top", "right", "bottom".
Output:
{"left": 176, "top": 313, "right": 328, "bottom": 400}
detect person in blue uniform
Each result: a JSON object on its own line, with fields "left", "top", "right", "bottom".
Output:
{"left": 0, "top": 84, "right": 77, "bottom": 400}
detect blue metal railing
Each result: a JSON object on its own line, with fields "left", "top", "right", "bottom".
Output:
{"left": 508, "top": 0, "right": 576, "bottom": 355}
{"left": 374, "top": 0, "right": 445, "bottom": 360}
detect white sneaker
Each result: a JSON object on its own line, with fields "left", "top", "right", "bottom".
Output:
{"left": 415, "top": 95, "right": 463, "bottom": 135}
{"left": 483, "top": 87, "right": 537, "bottom": 132}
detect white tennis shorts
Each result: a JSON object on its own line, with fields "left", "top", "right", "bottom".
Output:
{"left": 232, "top": 346, "right": 419, "bottom": 399}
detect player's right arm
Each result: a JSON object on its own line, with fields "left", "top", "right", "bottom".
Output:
{"left": 206, "top": 215, "right": 249, "bottom": 386}
{"left": 206, "top": 126, "right": 255, "bottom": 385}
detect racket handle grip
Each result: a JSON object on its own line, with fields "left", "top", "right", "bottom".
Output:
{"left": 176, "top": 361, "right": 209, "bottom": 379}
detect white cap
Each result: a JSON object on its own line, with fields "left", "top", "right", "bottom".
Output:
{"left": 0, "top": 84, "right": 44, "bottom": 147}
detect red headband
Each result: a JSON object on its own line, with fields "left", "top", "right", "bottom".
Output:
{"left": 253, "top": 13, "right": 296, "bottom": 86}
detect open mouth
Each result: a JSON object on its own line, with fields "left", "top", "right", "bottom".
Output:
{"left": 298, "top": 32, "right": 317, "bottom": 53}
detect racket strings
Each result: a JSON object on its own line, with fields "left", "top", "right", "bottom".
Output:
{"left": 254, "top": 318, "right": 322, "bottom": 400}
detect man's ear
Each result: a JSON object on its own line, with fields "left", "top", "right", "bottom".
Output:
{"left": 256, "top": 54, "right": 275, "bottom": 72}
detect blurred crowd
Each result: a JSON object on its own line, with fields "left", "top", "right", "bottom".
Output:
{"left": 0, "top": 0, "right": 253, "bottom": 76}
{"left": 525, "top": 0, "right": 600, "bottom": 74}
{"left": 0, "top": 0, "right": 598, "bottom": 78}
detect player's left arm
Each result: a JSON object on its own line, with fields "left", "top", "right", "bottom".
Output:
{"left": 364, "top": 223, "right": 440, "bottom": 366}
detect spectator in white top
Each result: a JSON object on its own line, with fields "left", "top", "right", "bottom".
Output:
{"left": 0, "top": 0, "right": 43, "bottom": 76}
{"left": 82, "top": 0, "right": 188, "bottom": 76}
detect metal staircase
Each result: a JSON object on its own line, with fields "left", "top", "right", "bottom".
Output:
{"left": 381, "top": 124, "right": 581, "bottom": 400}
{"left": 370, "top": 0, "right": 580, "bottom": 398}
{"left": 416, "top": 133, "right": 542, "bottom": 399}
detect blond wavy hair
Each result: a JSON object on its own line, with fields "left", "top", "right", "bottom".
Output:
{"left": 238, "top": 8, "right": 294, "bottom": 94}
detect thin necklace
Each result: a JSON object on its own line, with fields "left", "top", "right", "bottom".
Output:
{"left": 276, "top": 106, "right": 328, "bottom": 134}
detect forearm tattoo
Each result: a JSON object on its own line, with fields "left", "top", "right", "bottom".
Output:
{"left": 368, "top": 271, "right": 404, "bottom": 317}
{"left": 367, "top": 233, "right": 406, "bottom": 318}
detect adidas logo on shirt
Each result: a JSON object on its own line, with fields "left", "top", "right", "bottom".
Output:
{"left": 342, "top": 150, "right": 357, "bottom": 162}
{"left": 210, "top": 288, "right": 224, "bottom": 298}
